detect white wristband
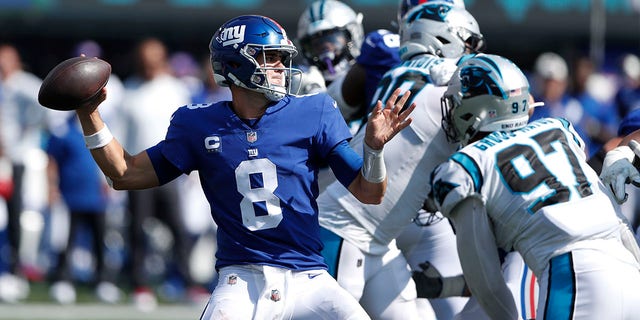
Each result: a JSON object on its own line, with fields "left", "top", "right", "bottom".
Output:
{"left": 84, "top": 125, "right": 113, "bottom": 149}
{"left": 361, "top": 143, "right": 386, "bottom": 183}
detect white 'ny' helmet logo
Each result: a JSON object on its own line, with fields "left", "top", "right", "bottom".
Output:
{"left": 219, "top": 25, "right": 246, "bottom": 47}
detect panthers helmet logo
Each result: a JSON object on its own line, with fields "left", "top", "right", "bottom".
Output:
{"left": 460, "top": 65, "right": 505, "bottom": 99}
{"left": 405, "top": 3, "right": 452, "bottom": 23}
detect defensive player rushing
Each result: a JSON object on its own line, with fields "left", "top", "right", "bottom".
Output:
{"left": 394, "top": 3, "right": 541, "bottom": 320}
{"left": 316, "top": 2, "right": 484, "bottom": 319}
{"left": 297, "top": 0, "right": 400, "bottom": 134}
{"left": 430, "top": 53, "right": 640, "bottom": 319}
{"left": 72, "top": 15, "right": 416, "bottom": 319}
{"left": 297, "top": 0, "right": 364, "bottom": 86}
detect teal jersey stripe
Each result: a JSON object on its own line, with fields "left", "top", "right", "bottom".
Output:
{"left": 450, "top": 152, "right": 483, "bottom": 192}
{"left": 557, "top": 117, "right": 582, "bottom": 147}
{"left": 545, "top": 252, "right": 576, "bottom": 320}
{"left": 319, "top": 227, "right": 342, "bottom": 278}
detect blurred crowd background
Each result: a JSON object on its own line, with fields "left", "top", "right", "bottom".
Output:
{"left": 0, "top": 0, "right": 639, "bottom": 312}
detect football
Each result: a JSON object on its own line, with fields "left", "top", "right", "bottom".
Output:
{"left": 38, "top": 56, "right": 111, "bottom": 111}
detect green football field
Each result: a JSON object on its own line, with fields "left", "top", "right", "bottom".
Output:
{"left": 0, "top": 303, "right": 202, "bottom": 320}
{"left": 0, "top": 282, "right": 206, "bottom": 320}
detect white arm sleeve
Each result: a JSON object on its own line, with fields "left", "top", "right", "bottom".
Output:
{"left": 449, "top": 195, "right": 520, "bottom": 320}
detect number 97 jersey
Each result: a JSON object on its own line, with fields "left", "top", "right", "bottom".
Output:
{"left": 430, "top": 117, "right": 623, "bottom": 276}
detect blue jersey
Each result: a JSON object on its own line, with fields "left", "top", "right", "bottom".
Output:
{"left": 152, "top": 93, "right": 352, "bottom": 271}
{"left": 357, "top": 29, "right": 401, "bottom": 110}
{"left": 46, "top": 116, "right": 107, "bottom": 213}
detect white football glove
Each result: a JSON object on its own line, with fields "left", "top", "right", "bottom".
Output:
{"left": 600, "top": 140, "right": 640, "bottom": 204}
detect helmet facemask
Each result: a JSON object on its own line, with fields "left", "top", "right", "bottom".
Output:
{"left": 441, "top": 85, "right": 472, "bottom": 144}
{"left": 455, "top": 26, "right": 485, "bottom": 55}
{"left": 233, "top": 43, "right": 302, "bottom": 101}
{"left": 299, "top": 28, "right": 353, "bottom": 82}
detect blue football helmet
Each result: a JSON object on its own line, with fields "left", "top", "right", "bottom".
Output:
{"left": 441, "top": 54, "right": 531, "bottom": 146}
{"left": 209, "top": 15, "right": 302, "bottom": 101}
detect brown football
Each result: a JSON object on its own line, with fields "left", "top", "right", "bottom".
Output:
{"left": 38, "top": 56, "right": 111, "bottom": 111}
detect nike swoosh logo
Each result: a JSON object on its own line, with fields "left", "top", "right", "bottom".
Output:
{"left": 307, "top": 273, "right": 322, "bottom": 279}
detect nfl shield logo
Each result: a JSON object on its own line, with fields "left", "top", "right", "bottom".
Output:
{"left": 488, "top": 110, "right": 497, "bottom": 118}
{"left": 228, "top": 275, "right": 237, "bottom": 285}
{"left": 246, "top": 131, "right": 257, "bottom": 143}
{"left": 270, "top": 289, "right": 281, "bottom": 302}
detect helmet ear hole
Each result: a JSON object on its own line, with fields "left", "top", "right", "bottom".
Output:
{"left": 436, "top": 36, "right": 450, "bottom": 44}
{"left": 460, "top": 113, "right": 474, "bottom": 121}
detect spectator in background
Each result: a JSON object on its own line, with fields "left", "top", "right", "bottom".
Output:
{"left": 0, "top": 43, "right": 48, "bottom": 287}
{"left": 0, "top": 137, "right": 28, "bottom": 303}
{"left": 45, "top": 113, "right": 122, "bottom": 305}
{"left": 615, "top": 53, "right": 640, "bottom": 119}
{"left": 191, "top": 55, "right": 231, "bottom": 104}
{"left": 119, "top": 37, "right": 202, "bottom": 310}
{"left": 70, "top": 39, "right": 129, "bottom": 284}
{"left": 529, "top": 52, "right": 593, "bottom": 155}
{"left": 571, "top": 55, "right": 619, "bottom": 157}
{"left": 169, "top": 51, "right": 204, "bottom": 102}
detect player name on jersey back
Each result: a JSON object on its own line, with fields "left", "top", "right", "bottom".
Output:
{"left": 473, "top": 118, "right": 556, "bottom": 151}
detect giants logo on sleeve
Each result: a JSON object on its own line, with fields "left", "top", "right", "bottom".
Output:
{"left": 218, "top": 25, "right": 246, "bottom": 47}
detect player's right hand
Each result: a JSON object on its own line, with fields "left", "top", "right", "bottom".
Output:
{"left": 76, "top": 87, "right": 107, "bottom": 115}
{"left": 600, "top": 140, "right": 640, "bottom": 204}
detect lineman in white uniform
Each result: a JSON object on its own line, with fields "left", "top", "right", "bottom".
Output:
{"left": 431, "top": 53, "right": 640, "bottom": 319}
{"left": 318, "top": 2, "right": 484, "bottom": 319}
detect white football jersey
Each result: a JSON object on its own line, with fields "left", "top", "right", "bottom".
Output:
{"left": 431, "top": 118, "right": 623, "bottom": 275}
{"left": 318, "top": 56, "right": 459, "bottom": 254}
